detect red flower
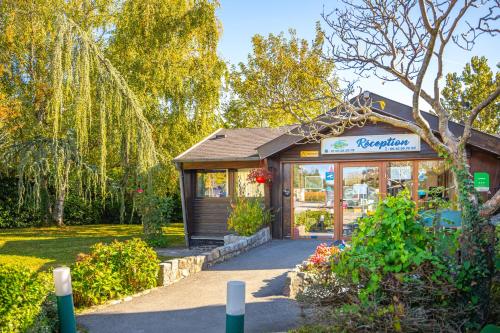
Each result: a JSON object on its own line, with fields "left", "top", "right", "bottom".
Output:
{"left": 136, "top": 188, "right": 144, "bottom": 194}
{"left": 247, "top": 168, "right": 272, "bottom": 184}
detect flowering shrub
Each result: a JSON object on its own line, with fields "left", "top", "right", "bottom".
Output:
{"left": 246, "top": 168, "right": 273, "bottom": 184}
{"left": 303, "top": 243, "right": 342, "bottom": 273}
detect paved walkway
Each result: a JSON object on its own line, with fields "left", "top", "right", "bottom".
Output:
{"left": 78, "top": 240, "right": 322, "bottom": 333}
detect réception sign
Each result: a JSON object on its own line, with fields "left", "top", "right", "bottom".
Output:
{"left": 321, "top": 134, "right": 420, "bottom": 154}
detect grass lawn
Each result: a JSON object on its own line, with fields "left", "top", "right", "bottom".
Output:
{"left": 0, "top": 223, "right": 185, "bottom": 271}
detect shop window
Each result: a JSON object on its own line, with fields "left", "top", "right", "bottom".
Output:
{"left": 236, "top": 169, "right": 264, "bottom": 197}
{"left": 417, "top": 160, "right": 456, "bottom": 209}
{"left": 196, "top": 170, "right": 228, "bottom": 198}
{"left": 387, "top": 161, "right": 413, "bottom": 196}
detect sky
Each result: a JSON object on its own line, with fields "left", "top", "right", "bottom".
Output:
{"left": 216, "top": 0, "right": 499, "bottom": 110}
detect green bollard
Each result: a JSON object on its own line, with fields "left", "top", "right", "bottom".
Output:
{"left": 226, "top": 280, "right": 245, "bottom": 333}
{"left": 53, "top": 267, "right": 77, "bottom": 333}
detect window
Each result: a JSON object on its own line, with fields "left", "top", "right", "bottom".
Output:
{"left": 196, "top": 170, "right": 228, "bottom": 198}
{"left": 236, "top": 169, "right": 264, "bottom": 197}
{"left": 387, "top": 161, "right": 413, "bottom": 196}
{"left": 417, "top": 160, "right": 455, "bottom": 209}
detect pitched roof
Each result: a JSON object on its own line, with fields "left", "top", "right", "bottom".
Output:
{"left": 173, "top": 126, "right": 294, "bottom": 162}
{"left": 258, "top": 92, "right": 500, "bottom": 158}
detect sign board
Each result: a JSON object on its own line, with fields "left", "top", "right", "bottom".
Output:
{"left": 353, "top": 183, "right": 368, "bottom": 195}
{"left": 304, "top": 176, "right": 323, "bottom": 189}
{"left": 325, "top": 171, "right": 334, "bottom": 182}
{"left": 390, "top": 166, "right": 412, "bottom": 180}
{"left": 321, "top": 134, "right": 420, "bottom": 154}
{"left": 474, "top": 172, "right": 490, "bottom": 192}
{"left": 300, "top": 150, "right": 319, "bottom": 158}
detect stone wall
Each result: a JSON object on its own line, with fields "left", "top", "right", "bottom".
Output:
{"left": 283, "top": 262, "right": 310, "bottom": 299}
{"left": 158, "top": 227, "right": 271, "bottom": 287}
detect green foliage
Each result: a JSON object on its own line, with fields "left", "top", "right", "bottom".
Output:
{"left": 71, "top": 238, "right": 159, "bottom": 307}
{"left": 227, "top": 196, "right": 271, "bottom": 236}
{"left": 0, "top": 264, "right": 52, "bottom": 333}
{"left": 333, "top": 190, "right": 445, "bottom": 301}
{"left": 136, "top": 193, "right": 178, "bottom": 247}
{"left": 0, "top": 0, "right": 224, "bottom": 228}
{"left": 226, "top": 26, "right": 338, "bottom": 127}
{"left": 442, "top": 56, "right": 499, "bottom": 135}
{"left": 294, "top": 209, "right": 333, "bottom": 232}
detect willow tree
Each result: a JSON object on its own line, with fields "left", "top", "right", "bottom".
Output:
{"left": 2, "top": 15, "right": 157, "bottom": 231}
{"left": 282, "top": 0, "right": 499, "bottom": 322}
{"left": 107, "top": 0, "right": 226, "bottom": 194}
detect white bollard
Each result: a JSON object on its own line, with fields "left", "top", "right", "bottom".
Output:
{"left": 53, "top": 267, "right": 77, "bottom": 333}
{"left": 226, "top": 280, "right": 245, "bottom": 333}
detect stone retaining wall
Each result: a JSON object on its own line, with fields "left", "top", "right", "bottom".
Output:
{"left": 283, "top": 262, "right": 310, "bottom": 298}
{"left": 158, "top": 227, "right": 271, "bottom": 287}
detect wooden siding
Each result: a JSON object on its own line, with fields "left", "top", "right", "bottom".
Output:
{"left": 182, "top": 160, "right": 260, "bottom": 170}
{"left": 469, "top": 148, "right": 500, "bottom": 202}
{"left": 282, "top": 163, "right": 292, "bottom": 238}
{"left": 191, "top": 198, "right": 231, "bottom": 236}
{"left": 268, "top": 157, "right": 282, "bottom": 239}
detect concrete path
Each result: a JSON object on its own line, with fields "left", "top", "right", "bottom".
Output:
{"left": 78, "top": 240, "right": 322, "bottom": 333}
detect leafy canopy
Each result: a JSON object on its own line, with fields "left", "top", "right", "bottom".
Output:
{"left": 226, "top": 26, "right": 338, "bottom": 128}
{"left": 442, "top": 56, "right": 499, "bottom": 135}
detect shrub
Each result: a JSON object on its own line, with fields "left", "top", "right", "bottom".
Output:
{"left": 295, "top": 209, "right": 333, "bottom": 232}
{"left": 227, "top": 196, "right": 271, "bottom": 236}
{"left": 0, "top": 264, "right": 52, "bottom": 333}
{"left": 71, "top": 238, "right": 159, "bottom": 307}
{"left": 137, "top": 193, "right": 179, "bottom": 247}
{"left": 295, "top": 190, "right": 472, "bottom": 332}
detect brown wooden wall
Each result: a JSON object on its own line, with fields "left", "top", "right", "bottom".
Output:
{"left": 469, "top": 147, "right": 500, "bottom": 202}
{"left": 180, "top": 161, "right": 263, "bottom": 239}
{"left": 191, "top": 198, "right": 231, "bottom": 236}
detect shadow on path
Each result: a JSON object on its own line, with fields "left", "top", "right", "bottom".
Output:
{"left": 79, "top": 298, "right": 302, "bottom": 333}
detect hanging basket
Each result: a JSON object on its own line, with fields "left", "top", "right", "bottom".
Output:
{"left": 247, "top": 168, "right": 273, "bottom": 184}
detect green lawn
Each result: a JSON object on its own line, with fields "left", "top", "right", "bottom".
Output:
{"left": 0, "top": 223, "right": 185, "bottom": 271}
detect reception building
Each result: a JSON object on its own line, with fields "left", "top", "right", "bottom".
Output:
{"left": 174, "top": 93, "right": 500, "bottom": 245}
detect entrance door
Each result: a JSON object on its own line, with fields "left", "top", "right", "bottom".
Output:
{"left": 339, "top": 163, "right": 382, "bottom": 238}
{"left": 292, "top": 164, "right": 335, "bottom": 239}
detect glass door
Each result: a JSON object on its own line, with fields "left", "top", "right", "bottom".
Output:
{"left": 340, "top": 164, "right": 381, "bottom": 237}
{"left": 292, "top": 164, "right": 335, "bottom": 238}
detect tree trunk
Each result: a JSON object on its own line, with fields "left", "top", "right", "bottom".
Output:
{"left": 52, "top": 190, "right": 65, "bottom": 227}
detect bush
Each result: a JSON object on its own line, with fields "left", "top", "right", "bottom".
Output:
{"left": 227, "top": 196, "right": 271, "bottom": 236}
{"left": 71, "top": 238, "right": 160, "bottom": 307}
{"left": 0, "top": 264, "right": 53, "bottom": 333}
{"left": 295, "top": 209, "right": 333, "bottom": 232}
{"left": 296, "top": 190, "right": 473, "bottom": 332}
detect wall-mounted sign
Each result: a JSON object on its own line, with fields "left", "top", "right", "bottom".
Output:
{"left": 474, "top": 172, "right": 490, "bottom": 192}
{"left": 390, "top": 166, "right": 412, "bottom": 180}
{"left": 321, "top": 134, "right": 420, "bottom": 154}
{"left": 325, "top": 171, "right": 334, "bottom": 182}
{"left": 300, "top": 150, "right": 319, "bottom": 158}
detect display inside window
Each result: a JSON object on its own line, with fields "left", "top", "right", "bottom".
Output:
{"left": 293, "top": 164, "right": 335, "bottom": 238}
{"left": 236, "top": 169, "right": 264, "bottom": 197}
{"left": 196, "top": 170, "right": 228, "bottom": 198}
{"left": 417, "top": 160, "right": 455, "bottom": 209}
{"left": 387, "top": 161, "right": 413, "bottom": 196}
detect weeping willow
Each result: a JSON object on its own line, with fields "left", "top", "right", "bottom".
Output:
{"left": 5, "top": 15, "right": 158, "bottom": 227}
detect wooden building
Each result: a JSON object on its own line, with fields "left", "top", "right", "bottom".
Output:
{"left": 174, "top": 93, "right": 500, "bottom": 246}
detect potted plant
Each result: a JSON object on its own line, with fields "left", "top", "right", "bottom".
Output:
{"left": 247, "top": 168, "right": 273, "bottom": 184}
